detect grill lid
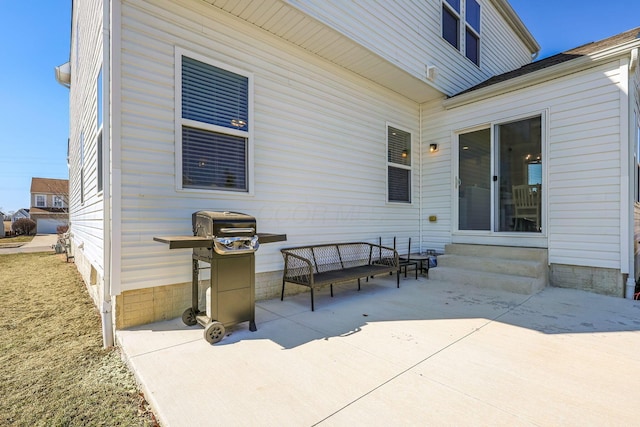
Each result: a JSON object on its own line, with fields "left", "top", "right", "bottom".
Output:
{"left": 192, "top": 210, "right": 257, "bottom": 238}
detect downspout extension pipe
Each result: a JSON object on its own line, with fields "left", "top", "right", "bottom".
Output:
{"left": 101, "top": 0, "right": 114, "bottom": 346}
{"left": 626, "top": 48, "right": 639, "bottom": 300}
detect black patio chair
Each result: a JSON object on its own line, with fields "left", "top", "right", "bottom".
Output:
{"left": 394, "top": 237, "right": 418, "bottom": 279}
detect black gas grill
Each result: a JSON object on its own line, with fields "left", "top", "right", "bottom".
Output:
{"left": 155, "top": 211, "right": 285, "bottom": 344}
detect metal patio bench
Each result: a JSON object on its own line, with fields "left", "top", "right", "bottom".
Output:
{"left": 281, "top": 242, "right": 399, "bottom": 311}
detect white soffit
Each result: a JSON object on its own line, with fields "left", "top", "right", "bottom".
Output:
{"left": 204, "top": 0, "right": 443, "bottom": 103}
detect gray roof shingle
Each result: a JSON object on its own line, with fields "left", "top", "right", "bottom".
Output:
{"left": 453, "top": 26, "right": 640, "bottom": 97}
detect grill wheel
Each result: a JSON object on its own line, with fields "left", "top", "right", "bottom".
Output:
{"left": 203, "top": 321, "right": 226, "bottom": 344}
{"left": 181, "top": 307, "right": 197, "bottom": 326}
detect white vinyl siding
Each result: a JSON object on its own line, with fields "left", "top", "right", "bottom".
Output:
{"left": 68, "top": 0, "right": 105, "bottom": 275}
{"left": 422, "top": 60, "right": 625, "bottom": 269}
{"left": 279, "top": 0, "right": 531, "bottom": 95}
{"left": 118, "top": 0, "right": 420, "bottom": 291}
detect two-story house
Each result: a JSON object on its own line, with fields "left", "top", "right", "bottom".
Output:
{"left": 29, "top": 177, "right": 69, "bottom": 234}
{"left": 56, "top": 0, "right": 640, "bottom": 347}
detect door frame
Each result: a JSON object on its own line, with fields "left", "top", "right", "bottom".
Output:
{"left": 451, "top": 110, "right": 549, "bottom": 248}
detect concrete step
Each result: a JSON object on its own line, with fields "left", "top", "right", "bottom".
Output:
{"left": 444, "top": 243, "right": 547, "bottom": 263}
{"left": 430, "top": 244, "right": 549, "bottom": 295}
{"left": 429, "top": 266, "right": 547, "bottom": 295}
{"left": 437, "top": 254, "right": 544, "bottom": 278}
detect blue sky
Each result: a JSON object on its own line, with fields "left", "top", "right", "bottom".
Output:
{"left": 0, "top": 1, "right": 639, "bottom": 214}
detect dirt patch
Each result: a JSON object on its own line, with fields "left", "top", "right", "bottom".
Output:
{"left": 0, "top": 253, "right": 157, "bottom": 426}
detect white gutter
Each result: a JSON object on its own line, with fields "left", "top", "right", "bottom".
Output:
{"left": 101, "top": 0, "right": 113, "bottom": 348}
{"left": 445, "top": 39, "right": 640, "bottom": 110}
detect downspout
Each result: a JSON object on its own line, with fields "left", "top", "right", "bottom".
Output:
{"left": 101, "top": 0, "right": 113, "bottom": 347}
{"left": 625, "top": 47, "right": 639, "bottom": 299}
{"left": 419, "top": 103, "right": 423, "bottom": 253}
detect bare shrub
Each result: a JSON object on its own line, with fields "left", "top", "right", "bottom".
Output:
{"left": 12, "top": 218, "right": 36, "bottom": 235}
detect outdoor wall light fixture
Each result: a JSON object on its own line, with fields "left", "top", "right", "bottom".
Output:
{"left": 429, "top": 143, "right": 439, "bottom": 153}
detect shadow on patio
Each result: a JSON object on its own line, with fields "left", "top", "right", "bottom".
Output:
{"left": 122, "top": 274, "right": 640, "bottom": 351}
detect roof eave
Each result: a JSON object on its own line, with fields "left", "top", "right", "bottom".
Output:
{"left": 491, "top": 0, "right": 540, "bottom": 56}
{"left": 443, "top": 39, "right": 640, "bottom": 110}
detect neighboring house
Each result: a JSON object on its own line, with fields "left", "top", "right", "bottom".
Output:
{"left": 11, "top": 209, "right": 29, "bottom": 223}
{"left": 29, "top": 178, "right": 69, "bottom": 234}
{"left": 57, "top": 0, "right": 640, "bottom": 346}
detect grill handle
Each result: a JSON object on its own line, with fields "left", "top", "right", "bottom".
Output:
{"left": 219, "top": 227, "right": 256, "bottom": 234}
{"left": 213, "top": 235, "right": 259, "bottom": 255}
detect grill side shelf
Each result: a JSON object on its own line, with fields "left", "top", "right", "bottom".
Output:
{"left": 153, "top": 236, "right": 213, "bottom": 249}
{"left": 154, "top": 234, "right": 286, "bottom": 249}
{"left": 257, "top": 233, "right": 287, "bottom": 244}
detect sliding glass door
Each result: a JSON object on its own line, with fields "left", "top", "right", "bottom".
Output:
{"left": 457, "top": 116, "right": 542, "bottom": 233}
{"left": 458, "top": 128, "right": 491, "bottom": 230}
{"left": 496, "top": 116, "right": 542, "bottom": 232}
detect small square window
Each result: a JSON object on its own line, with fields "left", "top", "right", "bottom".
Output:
{"left": 36, "top": 195, "right": 46, "bottom": 207}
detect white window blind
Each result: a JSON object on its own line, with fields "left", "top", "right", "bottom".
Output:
{"left": 387, "top": 126, "right": 411, "bottom": 203}
{"left": 180, "top": 55, "right": 249, "bottom": 191}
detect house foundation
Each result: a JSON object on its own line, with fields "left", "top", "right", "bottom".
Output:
{"left": 549, "top": 264, "right": 624, "bottom": 297}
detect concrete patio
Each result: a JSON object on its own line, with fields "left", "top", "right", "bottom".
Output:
{"left": 117, "top": 275, "right": 640, "bottom": 426}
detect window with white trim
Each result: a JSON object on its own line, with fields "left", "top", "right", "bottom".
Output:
{"left": 35, "top": 195, "right": 46, "bottom": 207}
{"left": 465, "top": 0, "right": 481, "bottom": 65}
{"left": 53, "top": 196, "right": 64, "bottom": 208}
{"left": 442, "top": 0, "right": 460, "bottom": 49}
{"left": 97, "top": 66, "right": 103, "bottom": 193}
{"left": 442, "top": 0, "right": 481, "bottom": 65}
{"left": 635, "top": 111, "right": 640, "bottom": 203}
{"left": 80, "top": 131, "right": 85, "bottom": 204}
{"left": 177, "top": 52, "right": 251, "bottom": 192}
{"left": 387, "top": 125, "right": 412, "bottom": 203}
